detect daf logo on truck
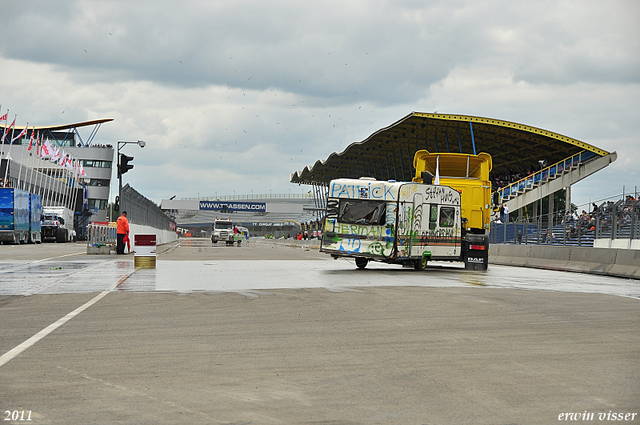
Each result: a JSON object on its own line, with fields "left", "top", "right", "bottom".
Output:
{"left": 320, "top": 151, "right": 492, "bottom": 271}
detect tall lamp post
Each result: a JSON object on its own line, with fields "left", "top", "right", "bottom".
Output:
{"left": 117, "top": 140, "right": 146, "bottom": 212}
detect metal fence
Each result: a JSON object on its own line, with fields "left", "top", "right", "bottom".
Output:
{"left": 86, "top": 222, "right": 117, "bottom": 246}
{"left": 490, "top": 199, "right": 640, "bottom": 246}
{"left": 120, "top": 184, "right": 176, "bottom": 231}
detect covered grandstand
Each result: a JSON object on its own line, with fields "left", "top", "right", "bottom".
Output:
{"left": 290, "top": 112, "right": 617, "bottom": 223}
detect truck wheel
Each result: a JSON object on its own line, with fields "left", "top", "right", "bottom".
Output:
{"left": 355, "top": 257, "right": 368, "bottom": 269}
{"left": 414, "top": 256, "right": 428, "bottom": 271}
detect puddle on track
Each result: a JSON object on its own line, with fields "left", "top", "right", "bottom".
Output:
{"left": 1, "top": 257, "right": 638, "bottom": 300}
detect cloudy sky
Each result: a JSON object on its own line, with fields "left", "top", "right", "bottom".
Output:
{"left": 0, "top": 0, "right": 638, "bottom": 208}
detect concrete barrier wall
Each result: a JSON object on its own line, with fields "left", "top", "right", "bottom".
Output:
{"left": 489, "top": 244, "right": 640, "bottom": 280}
{"left": 595, "top": 238, "right": 640, "bottom": 250}
{"left": 129, "top": 224, "right": 178, "bottom": 246}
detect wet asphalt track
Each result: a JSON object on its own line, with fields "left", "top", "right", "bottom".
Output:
{"left": 0, "top": 239, "right": 638, "bottom": 424}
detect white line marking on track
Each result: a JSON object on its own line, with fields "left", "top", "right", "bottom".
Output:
{"left": 0, "top": 270, "right": 136, "bottom": 369}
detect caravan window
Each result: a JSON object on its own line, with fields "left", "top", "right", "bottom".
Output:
{"left": 338, "top": 199, "right": 386, "bottom": 225}
{"left": 439, "top": 206, "right": 455, "bottom": 227}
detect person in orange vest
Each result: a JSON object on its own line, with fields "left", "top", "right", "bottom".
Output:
{"left": 116, "top": 211, "right": 129, "bottom": 255}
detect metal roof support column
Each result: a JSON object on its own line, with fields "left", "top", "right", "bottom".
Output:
{"left": 398, "top": 150, "right": 406, "bottom": 181}
{"left": 456, "top": 125, "right": 462, "bottom": 152}
{"left": 391, "top": 151, "right": 398, "bottom": 181}
{"left": 311, "top": 183, "right": 319, "bottom": 217}
{"left": 379, "top": 158, "right": 386, "bottom": 180}
{"left": 367, "top": 160, "right": 372, "bottom": 178}
{"left": 445, "top": 130, "right": 450, "bottom": 152}
{"left": 407, "top": 145, "right": 413, "bottom": 179}
{"left": 434, "top": 133, "right": 439, "bottom": 152}
{"left": 469, "top": 122, "right": 477, "bottom": 155}
{"left": 362, "top": 163, "right": 367, "bottom": 178}
{"left": 385, "top": 156, "right": 392, "bottom": 181}
{"left": 321, "top": 183, "right": 328, "bottom": 213}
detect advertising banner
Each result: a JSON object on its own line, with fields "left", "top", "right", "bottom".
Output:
{"left": 199, "top": 201, "right": 266, "bottom": 212}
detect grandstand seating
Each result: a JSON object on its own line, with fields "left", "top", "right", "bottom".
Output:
{"left": 496, "top": 150, "right": 597, "bottom": 203}
{"left": 491, "top": 222, "right": 596, "bottom": 247}
{"left": 491, "top": 198, "right": 639, "bottom": 246}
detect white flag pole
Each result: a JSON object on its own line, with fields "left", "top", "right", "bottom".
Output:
{"left": 3, "top": 114, "right": 16, "bottom": 187}
{"left": 16, "top": 122, "right": 28, "bottom": 190}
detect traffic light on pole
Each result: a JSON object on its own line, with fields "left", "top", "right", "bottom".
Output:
{"left": 119, "top": 153, "right": 134, "bottom": 176}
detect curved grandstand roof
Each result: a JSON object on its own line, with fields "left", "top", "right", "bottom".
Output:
{"left": 290, "top": 112, "right": 610, "bottom": 185}
{"left": 1, "top": 118, "right": 114, "bottom": 131}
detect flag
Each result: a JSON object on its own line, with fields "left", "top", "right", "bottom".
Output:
{"left": 434, "top": 155, "right": 440, "bottom": 185}
{"left": 1, "top": 117, "right": 15, "bottom": 143}
{"left": 27, "top": 129, "right": 35, "bottom": 151}
{"left": 10, "top": 125, "right": 28, "bottom": 143}
{"left": 51, "top": 146, "right": 60, "bottom": 161}
{"left": 36, "top": 132, "right": 41, "bottom": 156}
{"left": 41, "top": 140, "right": 52, "bottom": 158}
{"left": 0, "top": 112, "right": 7, "bottom": 121}
{"left": 80, "top": 164, "right": 86, "bottom": 177}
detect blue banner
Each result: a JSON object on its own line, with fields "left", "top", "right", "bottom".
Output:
{"left": 199, "top": 201, "right": 266, "bottom": 212}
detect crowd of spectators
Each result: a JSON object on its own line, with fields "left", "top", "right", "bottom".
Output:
{"left": 491, "top": 168, "right": 535, "bottom": 191}
{"left": 563, "top": 195, "right": 638, "bottom": 238}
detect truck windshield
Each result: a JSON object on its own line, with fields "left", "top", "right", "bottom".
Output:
{"left": 215, "top": 222, "right": 233, "bottom": 229}
{"left": 338, "top": 199, "right": 386, "bottom": 225}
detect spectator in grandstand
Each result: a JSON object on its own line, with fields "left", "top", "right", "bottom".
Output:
{"left": 545, "top": 229, "right": 555, "bottom": 244}
{"left": 562, "top": 210, "right": 574, "bottom": 224}
{"left": 503, "top": 204, "right": 509, "bottom": 223}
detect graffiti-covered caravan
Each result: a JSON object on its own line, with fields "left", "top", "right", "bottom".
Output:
{"left": 321, "top": 177, "right": 466, "bottom": 270}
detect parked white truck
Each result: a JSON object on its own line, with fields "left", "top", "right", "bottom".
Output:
{"left": 41, "top": 206, "right": 74, "bottom": 243}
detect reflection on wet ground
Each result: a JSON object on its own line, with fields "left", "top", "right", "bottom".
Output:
{"left": 1, "top": 252, "right": 638, "bottom": 300}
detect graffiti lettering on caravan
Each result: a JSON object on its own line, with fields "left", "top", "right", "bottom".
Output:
{"left": 366, "top": 241, "right": 392, "bottom": 256}
{"left": 330, "top": 182, "right": 396, "bottom": 200}
{"left": 326, "top": 199, "right": 339, "bottom": 219}
{"left": 334, "top": 223, "right": 388, "bottom": 239}
{"left": 339, "top": 237, "right": 362, "bottom": 253}
{"left": 419, "top": 228, "right": 459, "bottom": 244}
{"left": 422, "top": 186, "right": 458, "bottom": 204}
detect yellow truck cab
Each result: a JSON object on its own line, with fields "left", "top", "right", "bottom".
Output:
{"left": 412, "top": 150, "right": 492, "bottom": 233}
{"left": 413, "top": 150, "right": 493, "bottom": 269}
